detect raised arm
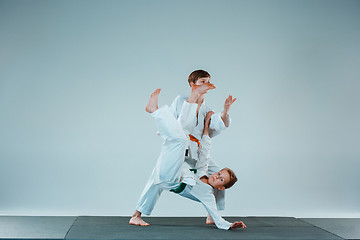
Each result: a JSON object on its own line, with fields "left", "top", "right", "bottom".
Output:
{"left": 208, "top": 95, "right": 237, "bottom": 138}
{"left": 221, "top": 95, "right": 236, "bottom": 127}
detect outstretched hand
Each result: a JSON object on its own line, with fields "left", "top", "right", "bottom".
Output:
{"left": 230, "top": 221, "right": 247, "bottom": 229}
{"left": 223, "top": 95, "right": 237, "bottom": 114}
{"left": 220, "top": 95, "right": 236, "bottom": 127}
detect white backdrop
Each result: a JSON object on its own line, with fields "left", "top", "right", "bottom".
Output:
{"left": 1, "top": 0, "right": 359, "bottom": 217}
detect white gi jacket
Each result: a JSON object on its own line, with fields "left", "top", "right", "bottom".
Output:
{"left": 179, "top": 133, "right": 232, "bottom": 230}
{"left": 170, "top": 95, "right": 231, "bottom": 210}
{"left": 178, "top": 180, "right": 232, "bottom": 230}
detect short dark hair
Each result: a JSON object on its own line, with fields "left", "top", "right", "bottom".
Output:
{"left": 223, "top": 168, "right": 238, "bottom": 189}
{"left": 188, "top": 70, "right": 211, "bottom": 86}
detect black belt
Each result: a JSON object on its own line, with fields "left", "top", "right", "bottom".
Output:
{"left": 185, "top": 149, "right": 189, "bottom": 156}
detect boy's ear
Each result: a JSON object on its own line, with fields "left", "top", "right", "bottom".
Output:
{"left": 217, "top": 186, "right": 225, "bottom": 191}
{"left": 190, "top": 82, "right": 194, "bottom": 87}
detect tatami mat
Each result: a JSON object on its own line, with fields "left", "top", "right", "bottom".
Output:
{"left": 1, "top": 216, "right": 358, "bottom": 240}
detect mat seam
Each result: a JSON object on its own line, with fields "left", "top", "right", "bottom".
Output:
{"left": 64, "top": 216, "right": 78, "bottom": 239}
{"left": 297, "top": 218, "right": 346, "bottom": 240}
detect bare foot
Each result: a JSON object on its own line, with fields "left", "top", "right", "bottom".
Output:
{"left": 145, "top": 88, "right": 161, "bottom": 113}
{"left": 129, "top": 216, "right": 150, "bottom": 226}
{"left": 206, "top": 214, "right": 215, "bottom": 225}
{"left": 188, "top": 83, "right": 215, "bottom": 103}
{"left": 193, "top": 83, "right": 215, "bottom": 95}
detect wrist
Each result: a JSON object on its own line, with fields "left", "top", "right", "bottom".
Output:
{"left": 221, "top": 111, "right": 229, "bottom": 118}
{"left": 221, "top": 111, "right": 230, "bottom": 128}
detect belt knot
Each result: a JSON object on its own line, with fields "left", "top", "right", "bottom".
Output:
{"left": 189, "top": 134, "right": 201, "bottom": 148}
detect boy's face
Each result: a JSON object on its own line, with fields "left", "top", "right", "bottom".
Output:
{"left": 193, "top": 77, "right": 210, "bottom": 86}
{"left": 208, "top": 169, "right": 230, "bottom": 190}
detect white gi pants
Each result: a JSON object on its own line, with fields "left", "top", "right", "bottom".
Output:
{"left": 136, "top": 105, "right": 192, "bottom": 215}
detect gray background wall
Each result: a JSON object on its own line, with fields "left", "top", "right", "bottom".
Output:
{"left": 1, "top": 0, "right": 359, "bottom": 217}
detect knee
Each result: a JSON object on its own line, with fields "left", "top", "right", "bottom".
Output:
{"left": 173, "top": 135, "right": 188, "bottom": 148}
{"left": 168, "top": 130, "right": 187, "bottom": 144}
{"left": 166, "top": 124, "right": 187, "bottom": 141}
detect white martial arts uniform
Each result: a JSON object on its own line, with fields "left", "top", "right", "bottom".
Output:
{"left": 136, "top": 103, "right": 232, "bottom": 230}
{"left": 170, "top": 95, "right": 231, "bottom": 210}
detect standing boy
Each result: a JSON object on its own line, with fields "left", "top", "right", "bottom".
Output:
{"left": 170, "top": 70, "right": 236, "bottom": 223}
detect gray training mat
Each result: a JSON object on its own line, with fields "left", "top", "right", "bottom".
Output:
{"left": 1, "top": 216, "right": 358, "bottom": 240}
{"left": 64, "top": 216, "right": 344, "bottom": 240}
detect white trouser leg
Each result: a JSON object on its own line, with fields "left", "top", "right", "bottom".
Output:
{"left": 151, "top": 105, "right": 188, "bottom": 185}
{"left": 135, "top": 168, "right": 164, "bottom": 215}
{"left": 176, "top": 101, "right": 198, "bottom": 135}
{"left": 135, "top": 105, "right": 189, "bottom": 215}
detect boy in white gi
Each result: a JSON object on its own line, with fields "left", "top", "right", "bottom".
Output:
{"left": 129, "top": 88, "right": 246, "bottom": 230}
{"left": 164, "top": 70, "right": 237, "bottom": 224}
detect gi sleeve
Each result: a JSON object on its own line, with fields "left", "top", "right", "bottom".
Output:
{"left": 190, "top": 184, "right": 232, "bottom": 230}
{"left": 208, "top": 111, "right": 231, "bottom": 138}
